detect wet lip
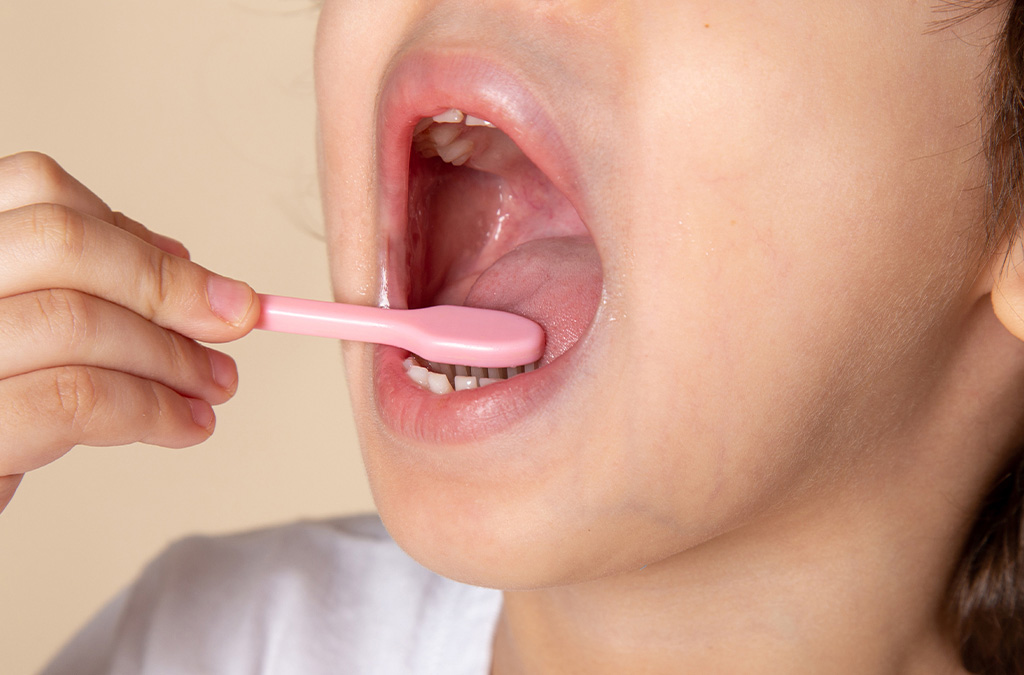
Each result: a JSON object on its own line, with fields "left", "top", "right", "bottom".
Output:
{"left": 373, "top": 49, "right": 596, "bottom": 444}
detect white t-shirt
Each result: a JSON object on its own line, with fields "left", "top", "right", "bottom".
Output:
{"left": 42, "top": 515, "right": 502, "bottom": 675}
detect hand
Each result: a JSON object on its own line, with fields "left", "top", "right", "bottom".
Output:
{"left": 0, "top": 152, "right": 260, "bottom": 513}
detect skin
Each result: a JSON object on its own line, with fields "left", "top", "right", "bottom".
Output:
{"left": 0, "top": 151, "right": 260, "bottom": 513}
{"left": 4, "top": 0, "right": 1024, "bottom": 673}
{"left": 314, "top": 1, "right": 1024, "bottom": 673}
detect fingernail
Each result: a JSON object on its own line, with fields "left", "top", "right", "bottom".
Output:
{"left": 207, "top": 349, "right": 238, "bottom": 392}
{"left": 188, "top": 398, "right": 216, "bottom": 431}
{"left": 206, "top": 276, "right": 255, "bottom": 327}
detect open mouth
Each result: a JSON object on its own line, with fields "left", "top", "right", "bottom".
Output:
{"left": 397, "top": 106, "right": 603, "bottom": 394}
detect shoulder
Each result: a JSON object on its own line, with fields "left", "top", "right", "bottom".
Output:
{"left": 45, "top": 515, "right": 501, "bottom": 675}
{"left": 138, "top": 513, "right": 415, "bottom": 602}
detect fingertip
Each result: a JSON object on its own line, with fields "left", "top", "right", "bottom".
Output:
{"left": 207, "top": 349, "right": 239, "bottom": 395}
{"left": 206, "top": 275, "right": 259, "bottom": 330}
{"left": 187, "top": 398, "right": 216, "bottom": 433}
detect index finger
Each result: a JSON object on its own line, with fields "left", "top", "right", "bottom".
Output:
{"left": 0, "top": 203, "right": 259, "bottom": 343}
{"left": 0, "top": 152, "right": 190, "bottom": 259}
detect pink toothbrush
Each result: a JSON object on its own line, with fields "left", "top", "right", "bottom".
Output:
{"left": 254, "top": 294, "right": 545, "bottom": 368}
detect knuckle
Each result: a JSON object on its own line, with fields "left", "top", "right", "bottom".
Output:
{"left": 160, "top": 328, "right": 197, "bottom": 372}
{"left": 20, "top": 202, "right": 87, "bottom": 266}
{"left": 140, "top": 249, "right": 178, "bottom": 320}
{"left": 51, "top": 366, "right": 100, "bottom": 431}
{"left": 146, "top": 381, "right": 171, "bottom": 429}
{"left": 8, "top": 149, "right": 62, "bottom": 183}
{"left": 4, "top": 151, "right": 66, "bottom": 202}
{"left": 135, "top": 380, "right": 178, "bottom": 447}
{"left": 34, "top": 289, "right": 92, "bottom": 349}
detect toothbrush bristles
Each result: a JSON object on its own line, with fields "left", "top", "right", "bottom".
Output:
{"left": 403, "top": 354, "right": 537, "bottom": 391}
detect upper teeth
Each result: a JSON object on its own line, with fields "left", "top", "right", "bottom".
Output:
{"left": 413, "top": 108, "right": 496, "bottom": 167}
{"left": 431, "top": 108, "right": 494, "bottom": 127}
{"left": 431, "top": 108, "right": 464, "bottom": 124}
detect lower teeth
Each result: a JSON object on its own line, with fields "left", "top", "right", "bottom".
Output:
{"left": 403, "top": 355, "right": 537, "bottom": 394}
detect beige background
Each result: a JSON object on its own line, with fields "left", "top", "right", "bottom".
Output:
{"left": 0, "top": 2, "right": 376, "bottom": 673}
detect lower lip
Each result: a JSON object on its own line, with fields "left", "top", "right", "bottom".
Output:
{"left": 373, "top": 342, "right": 575, "bottom": 444}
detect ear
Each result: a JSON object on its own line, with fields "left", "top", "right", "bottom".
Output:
{"left": 992, "top": 240, "right": 1024, "bottom": 342}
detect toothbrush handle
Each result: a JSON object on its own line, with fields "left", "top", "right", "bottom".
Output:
{"left": 255, "top": 294, "right": 400, "bottom": 344}
{"left": 254, "top": 293, "right": 545, "bottom": 368}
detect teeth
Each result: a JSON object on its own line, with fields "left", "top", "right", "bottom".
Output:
{"left": 428, "top": 372, "right": 454, "bottom": 394}
{"left": 403, "top": 354, "right": 539, "bottom": 395}
{"left": 464, "top": 115, "right": 495, "bottom": 128}
{"left": 454, "top": 376, "right": 479, "bottom": 391}
{"left": 437, "top": 138, "right": 474, "bottom": 166}
{"left": 413, "top": 117, "right": 434, "bottom": 135}
{"left": 427, "top": 361, "right": 455, "bottom": 380}
{"left": 407, "top": 365, "right": 430, "bottom": 388}
{"left": 432, "top": 108, "right": 465, "bottom": 124}
{"left": 429, "top": 123, "right": 463, "bottom": 147}
{"left": 413, "top": 108, "right": 497, "bottom": 167}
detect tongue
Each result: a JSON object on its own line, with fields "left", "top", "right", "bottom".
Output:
{"left": 462, "top": 235, "right": 601, "bottom": 365}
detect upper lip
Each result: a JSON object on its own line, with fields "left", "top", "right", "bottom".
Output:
{"left": 375, "top": 48, "right": 590, "bottom": 311}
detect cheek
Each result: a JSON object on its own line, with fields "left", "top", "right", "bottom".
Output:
{"left": 317, "top": 0, "right": 405, "bottom": 306}
{"left": 628, "top": 1, "right": 988, "bottom": 404}
{"left": 318, "top": 0, "right": 996, "bottom": 588}
{"left": 592, "top": 1, "right": 992, "bottom": 533}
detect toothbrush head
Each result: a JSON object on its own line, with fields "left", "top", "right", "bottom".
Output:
{"left": 400, "top": 305, "right": 545, "bottom": 368}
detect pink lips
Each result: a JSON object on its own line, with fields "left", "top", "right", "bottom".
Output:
{"left": 372, "top": 51, "right": 599, "bottom": 443}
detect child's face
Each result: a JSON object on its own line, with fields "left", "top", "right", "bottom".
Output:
{"left": 315, "top": 1, "right": 1000, "bottom": 587}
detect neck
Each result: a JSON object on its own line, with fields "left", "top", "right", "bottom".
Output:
{"left": 491, "top": 483, "right": 969, "bottom": 675}
{"left": 491, "top": 299, "right": 1024, "bottom": 675}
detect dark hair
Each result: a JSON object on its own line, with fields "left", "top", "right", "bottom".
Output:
{"left": 949, "top": 451, "right": 1024, "bottom": 673}
{"left": 946, "top": 3, "right": 1024, "bottom": 672}
{"left": 983, "top": 0, "right": 1024, "bottom": 251}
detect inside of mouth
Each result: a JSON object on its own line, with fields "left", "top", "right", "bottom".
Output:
{"left": 403, "top": 109, "right": 602, "bottom": 393}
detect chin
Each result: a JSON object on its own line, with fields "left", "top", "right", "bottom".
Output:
{"left": 365, "top": 441, "right": 685, "bottom": 590}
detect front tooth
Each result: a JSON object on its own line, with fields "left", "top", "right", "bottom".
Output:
{"left": 454, "top": 376, "right": 479, "bottom": 391}
{"left": 487, "top": 368, "right": 505, "bottom": 380}
{"left": 432, "top": 108, "right": 465, "bottom": 124}
{"left": 438, "top": 138, "right": 474, "bottom": 165}
{"left": 464, "top": 115, "right": 495, "bottom": 128}
{"left": 479, "top": 377, "right": 501, "bottom": 387}
{"left": 428, "top": 372, "right": 454, "bottom": 394}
